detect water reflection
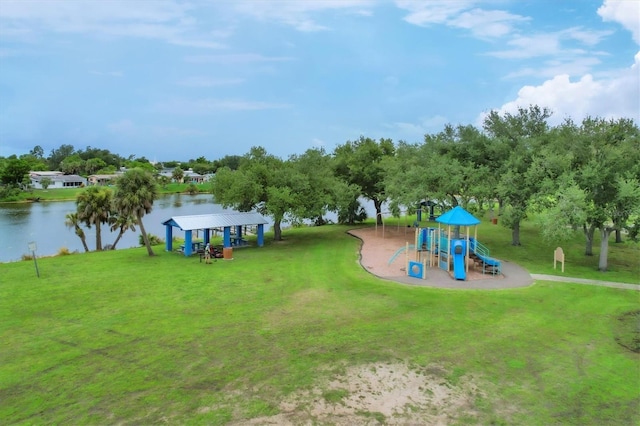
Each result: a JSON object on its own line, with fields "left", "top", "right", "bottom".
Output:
{"left": 0, "top": 194, "right": 229, "bottom": 263}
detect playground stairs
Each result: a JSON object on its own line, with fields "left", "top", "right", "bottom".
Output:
{"left": 469, "top": 239, "right": 502, "bottom": 275}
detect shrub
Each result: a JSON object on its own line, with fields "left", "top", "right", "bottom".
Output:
{"left": 57, "top": 247, "right": 72, "bottom": 256}
{"left": 139, "top": 234, "right": 164, "bottom": 246}
{"left": 186, "top": 183, "right": 199, "bottom": 195}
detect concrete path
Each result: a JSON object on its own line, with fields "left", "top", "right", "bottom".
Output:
{"left": 531, "top": 274, "right": 639, "bottom": 291}
{"left": 379, "top": 263, "right": 639, "bottom": 291}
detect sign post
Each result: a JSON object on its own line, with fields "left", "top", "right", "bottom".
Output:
{"left": 28, "top": 241, "right": 40, "bottom": 278}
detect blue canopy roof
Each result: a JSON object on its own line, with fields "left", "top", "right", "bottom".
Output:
{"left": 436, "top": 206, "right": 481, "bottom": 226}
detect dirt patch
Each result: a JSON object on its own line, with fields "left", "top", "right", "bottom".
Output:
{"left": 229, "top": 362, "right": 510, "bottom": 425}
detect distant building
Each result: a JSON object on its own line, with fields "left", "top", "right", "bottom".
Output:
{"left": 87, "top": 174, "right": 120, "bottom": 186}
{"left": 184, "top": 169, "right": 205, "bottom": 184}
{"left": 159, "top": 168, "right": 206, "bottom": 184}
{"left": 29, "top": 171, "right": 87, "bottom": 189}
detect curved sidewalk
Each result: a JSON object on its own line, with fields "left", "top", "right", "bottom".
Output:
{"left": 531, "top": 274, "right": 639, "bottom": 291}
{"left": 383, "top": 269, "right": 638, "bottom": 291}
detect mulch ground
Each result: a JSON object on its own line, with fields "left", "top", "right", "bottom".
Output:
{"left": 348, "top": 226, "right": 534, "bottom": 290}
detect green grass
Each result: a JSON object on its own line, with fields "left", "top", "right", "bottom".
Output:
{"left": 1, "top": 183, "right": 210, "bottom": 203}
{"left": 1, "top": 222, "right": 639, "bottom": 424}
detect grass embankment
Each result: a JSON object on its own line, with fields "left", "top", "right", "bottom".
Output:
{"left": 0, "top": 183, "right": 210, "bottom": 203}
{"left": 1, "top": 221, "right": 638, "bottom": 424}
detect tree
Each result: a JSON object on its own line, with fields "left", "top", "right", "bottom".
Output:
{"left": 65, "top": 212, "right": 90, "bottom": 253}
{"left": 76, "top": 186, "right": 113, "bottom": 251}
{"left": 113, "top": 168, "right": 158, "bottom": 256}
{"left": 483, "top": 105, "right": 552, "bottom": 245}
{"left": 60, "top": 154, "right": 85, "bottom": 175}
{"left": 84, "top": 158, "right": 107, "bottom": 175}
{"left": 48, "top": 144, "right": 75, "bottom": 170}
{"left": 172, "top": 167, "right": 184, "bottom": 183}
{"left": 156, "top": 175, "right": 171, "bottom": 189}
{"left": 212, "top": 146, "right": 306, "bottom": 241}
{"left": 288, "top": 148, "right": 342, "bottom": 225}
{"left": 40, "top": 177, "right": 52, "bottom": 190}
{"left": 1, "top": 157, "right": 30, "bottom": 186}
{"left": 29, "top": 145, "right": 45, "bottom": 159}
{"left": 108, "top": 212, "right": 136, "bottom": 250}
{"left": 214, "top": 155, "right": 242, "bottom": 171}
{"left": 534, "top": 117, "right": 640, "bottom": 271}
{"left": 333, "top": 136, "right": 395, "bottom": 225}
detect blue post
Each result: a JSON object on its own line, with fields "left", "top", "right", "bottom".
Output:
{"left": 204, "top": 229, "right": 210, "bottom": 245}
{"left": 223, "top": 227, "right": 231, "bottom": 248}
{"left": 257, "top": 224, "right": 264, "bottom": 247}
{"left": 185, "top": 230, "right": 193, "bottom": 256}
{"left": 165, "top": 225, "right": 173, "bottom": 252}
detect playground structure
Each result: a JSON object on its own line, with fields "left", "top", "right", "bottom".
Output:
{"left": 394, "top": 206, "right": 503, "bottom": 281}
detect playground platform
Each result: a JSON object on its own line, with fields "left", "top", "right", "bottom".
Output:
{"left": 348, "top": 226, "right": 534, "bottom": 290}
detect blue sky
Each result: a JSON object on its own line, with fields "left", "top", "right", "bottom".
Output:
{"left": 0, "top": 0, "right": 638, "bottom": 162}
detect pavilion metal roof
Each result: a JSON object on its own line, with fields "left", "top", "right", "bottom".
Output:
{"left": 162, "top": 212, "right": 269, "bottom": 231}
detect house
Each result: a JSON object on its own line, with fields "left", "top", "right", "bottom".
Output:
{"left": 184, "top": 169, "right": 205, "bottom": 184}
{"left": 29, "top": 171, "right": 87, "bottom": 189}
{"left": 159, "top": 168, "right": 206, "bottom": 184}
{"left": 87, "top": 174, "right": 120, "bottom": 186}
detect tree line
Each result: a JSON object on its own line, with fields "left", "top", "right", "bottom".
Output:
{"left": 0, "top": 144, "right": 242, "bottom": 189}
{"left": 2, "top": 105, "right": 638, "bottom": 271}
{"left": 211, "top": 106, "right": 639, "bottom": 272}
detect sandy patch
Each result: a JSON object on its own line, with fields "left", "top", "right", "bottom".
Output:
{"left": 227, "top": 361, "right": 502, "bottom": 425}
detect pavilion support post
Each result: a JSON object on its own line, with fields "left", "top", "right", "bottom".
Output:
{"left": 204, "top": 229, "right": 210, "bottom": 245}
{"left": 257, "top": 224, "right": 264, "bottom": 247}
{"left": 236, "top": 225, "right": 242, "bottom": 239}
{"left": 165, "top": 225, "right": 173, "bottom": 252}
{"left": 223, "top": 227, "right": 231, "bottom": 248}
{"left": 185, "top": 230, "right": 193, "bottom": 257}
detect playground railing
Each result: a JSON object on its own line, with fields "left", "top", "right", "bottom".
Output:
{"left": 470, "top": 238, "right": 502, "bottom": 275}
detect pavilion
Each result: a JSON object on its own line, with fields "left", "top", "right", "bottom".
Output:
{"left": 162, "top": 212, "right": 269, "bottom": 256}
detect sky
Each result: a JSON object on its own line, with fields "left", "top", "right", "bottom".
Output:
{"left": 0, "top": 0, "right": 638, "bottom": 162}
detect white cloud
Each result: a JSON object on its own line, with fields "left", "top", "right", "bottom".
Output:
{"left": 0, "top": 0, "right": 226, "bottom": 49}
{"left": 396, "top": 0, "right": 527, "bottom": 38}
{"left": 479, "top": 51, "right": 640, "bottom": 126}
{"left": 598, "top": 0, "right": 640, "bottom": 44}
{"left": 561, "top": 26, "right": 613, "bottom": 46}
{"left": 451, "top": 8, "right": 529, "bottom": 38}
{"left": 503, "top": 57, "right": 602, "bottom": 79}
{"left": 232, "top": 0, "right": 374, "bottom": 32}
{"left": 486, "top": 33, "right": 564, "bottom": 59}
{"left": 396, "top": 0, "right": 475, "bottom": 26}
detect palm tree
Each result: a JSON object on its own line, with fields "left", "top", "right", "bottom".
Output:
{"left": 108, "top": 211, "right": 136, "bottom": 250}
{"left": 76, "top": 186, "right": 113, "bottom": 251}
{"left": 113, "top": 168, "right": 158, "bottom": 256}
{"left": 64, "top": 212, "right": 90, "bottom": 253}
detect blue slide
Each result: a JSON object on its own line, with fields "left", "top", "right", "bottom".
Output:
{"left": 452, "top": 241, "right": 466, "bottom": 280}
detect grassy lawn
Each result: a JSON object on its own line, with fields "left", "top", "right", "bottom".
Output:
{"left": 1, "top": 221, "right": 638, "bottom": 424}
{"left": 1, "top": 183, "right": 210, "bottom": 203}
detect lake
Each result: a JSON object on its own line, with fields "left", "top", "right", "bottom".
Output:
{"left": 0, "top": 194, "right": 381, "bottom": 263}
{"left": 0, "top": 194, "right": 239, "bottom": 263}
